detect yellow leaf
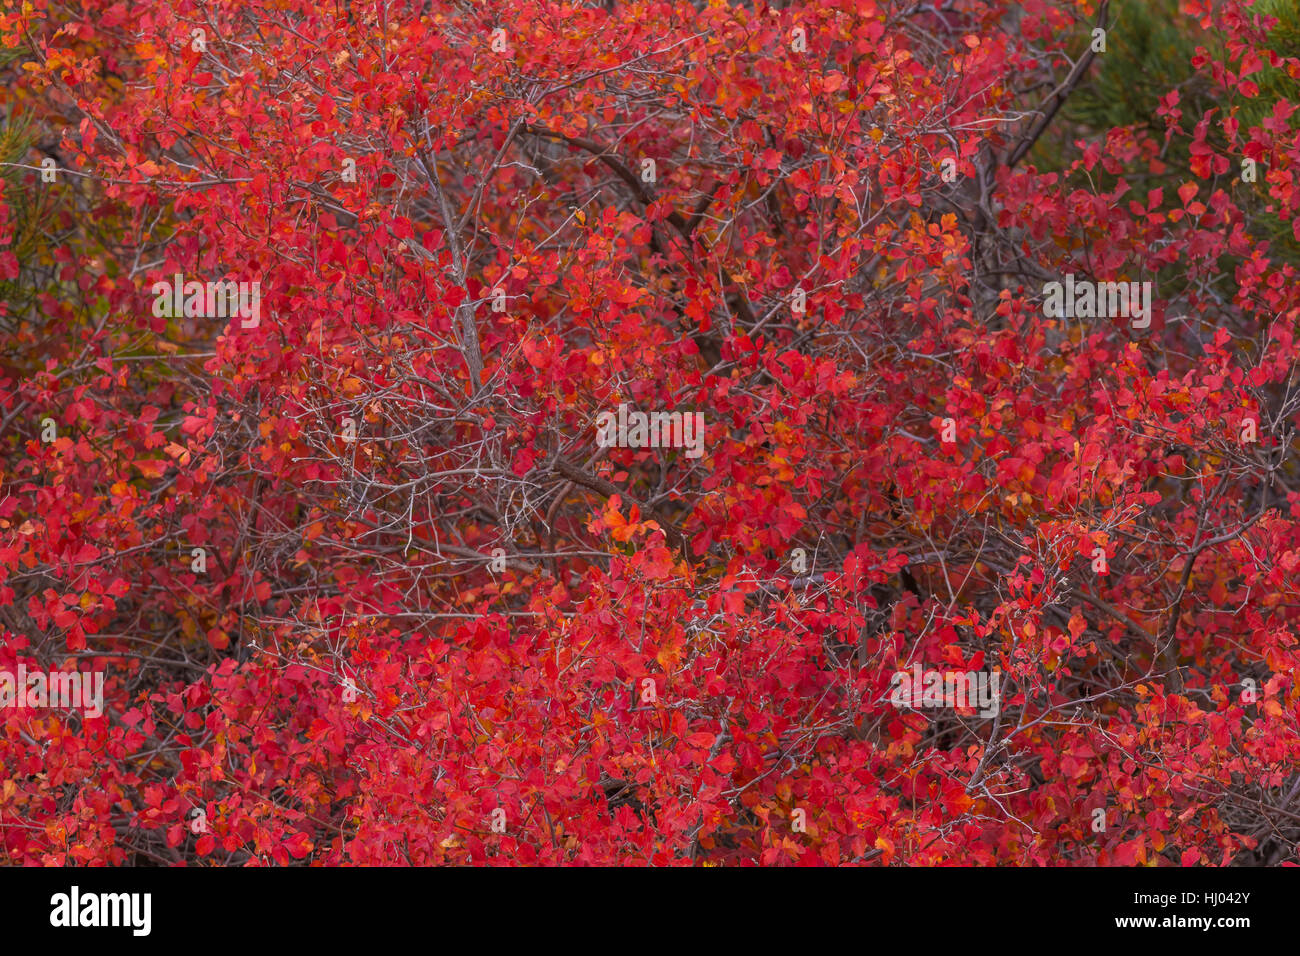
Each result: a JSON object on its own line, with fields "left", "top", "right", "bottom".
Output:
{"left": 657, "top": 638, "right": 682, "bottom": 670}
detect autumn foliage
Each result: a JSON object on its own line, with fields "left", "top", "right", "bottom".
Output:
{"left": 2, "top": 0, "right": 1300, "bottom": 865}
